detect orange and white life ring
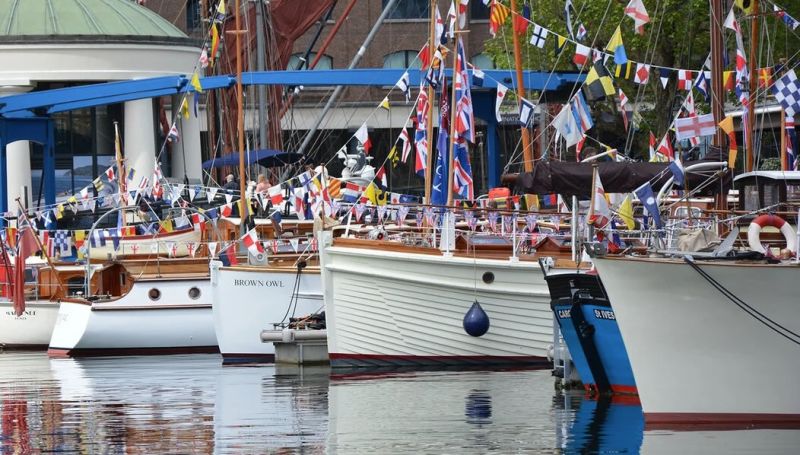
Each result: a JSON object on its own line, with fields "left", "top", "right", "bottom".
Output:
{"left": 747, "top": 214, "right": 797, "bottom": 255}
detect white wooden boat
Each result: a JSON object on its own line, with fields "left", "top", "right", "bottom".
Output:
{"left": 48, "top": 260, "right": 216, "bottom": 357}
{"left": 593, "top": 255, "right": 800, "bottom": 428}
{"left": 321, "top": 235, "right": 560, "bottom": 368}
{"left": 211, "top": 255, "right": 323, "bottom": 364}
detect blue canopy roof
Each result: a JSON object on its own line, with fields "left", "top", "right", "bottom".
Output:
{"left": 202, "top": 149, "right": 303, "bottom": 169}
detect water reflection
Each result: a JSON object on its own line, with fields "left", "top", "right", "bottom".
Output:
{"left": 0, "top": 353, "right": 798, "bottom": 453}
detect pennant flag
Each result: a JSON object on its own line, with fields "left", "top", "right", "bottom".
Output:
{"left": 787, "top": 116, "right": 798, "bottom": 170}
{"left": 472, "top": 68, "right": 485, "bottom": 87}
{"left": 530, "top": 24, "right": 549, "bottom": 48}
{"left": 395, "top": 71, "right": 411, "bottom": 101}
{"left": 214, "top": 0, "right": 227, "bottom": 22}
{"left": 649, "top": 131, "right": 657, "bottom": 161}
{"left": 191, "top": 72, "right": 203, "bottom": 93}
{"left": 495, "top": 82, "right": 507, "bottom": 122}
{"left": 670, "top": 155, "right": 686, "bottom": 187}
{"left": 210, "top": 24, "right": 220, "bottom": 64}
{"left": 219, "top": 245, "right": 238, "bottom": 267}
{"left": 675, "top": 113, "right": 717, "bottom": 140}
{"left": 379, "top": 97, "right": 390, "bottom": 110}
{"left": 399, "top": 128, "right": 412, "bottom": 163}
{"left": 584, "top": 61, "right": 615, "bottom": 101}
{"left": 734, "top": 0, "right": 754, "bottom": 15}
{"left": 519, "top": 97, "right": 535, "bottom": 126}
{"left": 105, "top": 166, "right": 115, "bottom": 182}
{"left": 199, "top": 47, "right": 209, "bottom": 68}
{"left": 564, "top": 0, "right": 576, "bottom": 39}
{"left": 514, "top": 4, "right": 531, "bottom": 35}
{"left": 208, "top": 242, "right": 218, "bottom": 257}
{"left": 659, "top": 68, "right": 670, "bottom": 89}
{"left": 618, "top": 89, "right": 632, "bottom": 131}
{"left": 656, "top": 132, "right": 674, "bottom": 160}
{"left": 180, "top": 97, "right": 190, "bottom": 119}
{"left": 614, "top": 62, "right": 635, "bottom": 81}
{"left": 489, "top": 1, "right": 510, "bottom": 37}
{"left": 605, "top": 26, "right": 627, "bottom": 64}
{"left": 618, "top": 194, "right": 636, "bottom": 230}
{"left": 634, "top": 63, "right": 650, "bottom": 84}
{"left": 555, "top": 35, "right": 567, "bottom": 55}
{"left": 772, "top": 69, "right": 800, "bottom": 116}
{"left": 167, "top": 123, "right": 180, "bottom": 142}
{"left": 588, "top": 170, "right": 612, "bottom": 234}
{"left": 573, "top": 43, "right": 591, "bottom": 67}
{"left": 624, "top": 0, "right": 650, "bottom": 34}
{"left": 354, "top": 123, "right": 372, "bottom": 153}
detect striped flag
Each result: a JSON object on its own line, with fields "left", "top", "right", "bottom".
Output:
{"left": 489, "top": 1, "right": 510, "bottom": 37}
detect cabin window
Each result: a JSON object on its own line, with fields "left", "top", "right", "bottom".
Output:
{"left": 472, "top": 53, "right": 496, "bottom": 69}
{"left": 384, "top": 0, "right": 428, "bottom": 19}
{"left": 287, "top": 52, "right": 333, "bottom": 71}
{"left": 743, "top": 184, "right": 759, "bottom": 211}
{"left": 762, "top": 183, "right": 780, "bottom": 208}
{"left": 787, "top": 184, "right": 800, "bottom": 203}
{"left": 148, "top": 288, "right": 161, "bottom": 301}
{"left": 188, "top": 287, "right": 202, "bottom": 300}
{"left": 67, "top": 277, "right": 84, "bottom": 296}
{"left": 383, "top": 51, "right": 421, "bottom": 69}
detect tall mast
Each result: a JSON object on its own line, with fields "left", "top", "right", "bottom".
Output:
{"left": 235, "top": 0, "right": 248, "bottom": 221}
{"left": 113, "top": 121, "right": 127, "bottom": 227}
{"left": 745, "top": 0, "right": 759, "bottom": 172}
{"left": 424, "top": 0, "right": 436, "bottom": 203}
{"left": 710, "top": 0, "right": 725, "bottom": 148}
{"left": 510, "top": 0, "right": 533, "bottom": 172}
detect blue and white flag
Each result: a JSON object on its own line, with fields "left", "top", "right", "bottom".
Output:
{"left": 669, "top": 157, "right": 685, "bottom": 187}
{"left": 634, "top": 182, "right": 662, "bottom": 228}
{"left": 472, "top": 68, "right": 484, "bottom": 87}
{"left": 519, "top": 97, "right": 535, "bottom": 126}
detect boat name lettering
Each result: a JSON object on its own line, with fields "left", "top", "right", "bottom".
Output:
{"left": 557, "top": 309, "right": 571, "bottom": 319}
{"left": 593, "top": 309, "right": 616, "bottom": 320}
{"left": 6, "top": 310, "right": 36, "bottom": 317}
{"left": 233, "top": 279, "right": 285, "bottom": 287}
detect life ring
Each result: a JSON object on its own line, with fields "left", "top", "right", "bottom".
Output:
{"left": 747, "top": 214, "right": 797, "bottom": 255}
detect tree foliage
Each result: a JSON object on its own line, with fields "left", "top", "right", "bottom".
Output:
{"left": 484, "top": 0, "right": 800, "bottom": 160}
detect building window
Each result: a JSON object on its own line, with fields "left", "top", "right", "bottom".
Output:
{"left": 472, "top": 53, "right": 496, "bottom": 69}
{"left": 470, "top": 1, "right": 490, "bottom": 20}
{"left": 383, "top": 51, "right": 421, "bottom": 69}
{"left": 287, "top": 52, "right": 333, "bottom": 70}
{"left": 384, "top": 0, "right": 428, "bottom": 19}
{"left": 186, "top": 0, "right": 202, "bottom": 32}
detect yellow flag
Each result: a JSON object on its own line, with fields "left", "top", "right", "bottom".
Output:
{"left": 160, "top": 220, "right": 174, "bottom": 233}
{"left": 364, "top": 182, "right": 387, "bottom": 206}
{"left": 718, "top": 116, "right": 734, "bottom": 134}
{"left": 191, "top": 72, "right": 203, "bottom": 93}
{"left": 735, "top": 0, "right": 754, "bottom": 15}
{"left": 388, "top": 146, "right": 399, "bottom": 167}
{"left": 180, "top": 97, "right": 190, "bottom": 119}
{"left": 67, "top": 196, "right": 78, "bottom": 205}
{"left": 618, "top": 194, "right": 636, "bottom": 230}
{"left": 217, "top": 0, "right": 226, "bottom": 16}
{"left": 605, "top": 26, "right": 624, "bottom": 53}
{"left": 524, "top": 194, "right": 539, "bottom": 210}
{"left": 728, "top": 148, "right": 738, "bottom": 169}
{"left": 379, "top": 97, "right": 390, "bottom": 110}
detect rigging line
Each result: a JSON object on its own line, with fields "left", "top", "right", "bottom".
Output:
{"left": 683, "top": 256, "right": 800, "bottom": 346}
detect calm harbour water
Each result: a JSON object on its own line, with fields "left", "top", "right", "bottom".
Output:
{"left": 0, "top": 353, "right": 797, "bottom": 454}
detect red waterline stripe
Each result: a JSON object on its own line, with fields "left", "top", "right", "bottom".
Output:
{"left": 48, "top": 345, "right": 219, "bottom": 358}
{"left": 610, "top": 384, "right": 639, "bottom": 395}
{"left": 645, "top": 412, "right": 800, "bottom": 430}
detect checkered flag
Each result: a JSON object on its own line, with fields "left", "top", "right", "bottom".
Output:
{"left": 772, "top": 69, "right": 800, "bottom": 116}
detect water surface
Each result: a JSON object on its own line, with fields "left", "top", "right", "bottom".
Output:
{"left": 0, "top": 353, "right": 797, "bottom": 453}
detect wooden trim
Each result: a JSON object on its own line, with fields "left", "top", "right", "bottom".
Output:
{"left": 91, "top": 303, "right": 212, "bottom": 311}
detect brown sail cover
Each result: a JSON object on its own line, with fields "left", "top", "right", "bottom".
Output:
{"left": 514, "top": 147, "right": 731, "bottom": 197}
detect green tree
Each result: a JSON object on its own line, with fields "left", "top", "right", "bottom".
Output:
{"left": 484, "top": 0, "right": 800, "bottom": 160}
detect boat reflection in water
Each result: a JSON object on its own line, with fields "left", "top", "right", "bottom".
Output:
{"left": 1, "top": 353, "right": 799, "bottom": 453}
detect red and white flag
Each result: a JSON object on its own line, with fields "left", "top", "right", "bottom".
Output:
{"left": 191, "top": 213, "right": 206, "bottom": 232}
{"left": 624, "top": 0, "right": 650, "bottom": 34}
{"left": 495, "top": 82, "right": 508, "bottom": 122}
{"left": 354, "top": 123, "right": 371, "bottom": 154}
{"left": 105, "top": 166, "right": 115, "bottom": 182}
{"left": 648, "top": 131, "right": 657, "bottom": 161}
{"left": 241, "top": 228, "right": 264, "bottom": 256}
{"left": 268, "top": 184, "right": 284, "bottom": 204}
{"left": 573, "top": 44, "right": 591, "bottom": 67}
{"left": 399, "top": 129, "right": 412, "bottom": 163}
{"left": 634, "top": 63, "right": 650, "bottom": 84}
{"left": 677, "top": 70, "right": 694, "bottom": 90}
{"left": 657, "top": 132, "right": 674, "bottom": 161}
{"left": 675, "top": 113, "right": 716, "bottom": 141}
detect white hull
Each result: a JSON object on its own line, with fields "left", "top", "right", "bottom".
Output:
{"left": 211, "top": 261, "right": 323, "bottom": 363}
{"left": 89, "top": 228, "right": 202, "bottom": 259}
{"left": 321, "top": 243, "right": 554, "bottom": 367}
{"left": 0, "top": 301, "right": 60, "bottom": 347}
{"left": 593, "top": 256, "right": 800, "bottom": 427}
{"left": 48, "top": 278, "right": 217, "bottom": 356}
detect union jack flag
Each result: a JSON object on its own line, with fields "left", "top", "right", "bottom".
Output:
{"left": 452, "top": 140, "right": 474, "bottom": 200}
{"left": 453, "top": 38, "right": 475, "bottom": 143}
{"left": 788, "top": 116, "right": 798, "bottom": 170}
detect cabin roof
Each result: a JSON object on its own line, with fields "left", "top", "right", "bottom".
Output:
{"left": 733, "top": 171, "right": 800, "bottom": 183}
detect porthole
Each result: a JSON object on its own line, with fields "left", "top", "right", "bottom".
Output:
{"left": 482, "top": 272, "right": 495, "bottom": 284}
{"left": 188, "top": 287, "right": 202, "bottom": 300}
{"left": 148, "top": 288, "right": 161, "bottom": 301}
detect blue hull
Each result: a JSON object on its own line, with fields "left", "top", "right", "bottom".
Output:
{"left": 547, "top": 273, "right": 637, "bottom": 394}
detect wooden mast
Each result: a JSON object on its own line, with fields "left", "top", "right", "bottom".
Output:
{"left": 113, "top": 122, "right": 127, "bottom": 227}
{"left": 510, "top": 0, "right": 533, "bottom": 172}
{"left": 424, "top": 0, "right": 436, "bottom": 203}
{"left": 710, "top": 0, "right": 726, "bottom": 210}
{"left": 745, "top": 0, "right": 759, "bottom": 172}
{"left": 235, "top": 0, "right": 248, "bottom": 221}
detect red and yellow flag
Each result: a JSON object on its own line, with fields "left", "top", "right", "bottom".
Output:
{"left": 489, "top": 2, "right": 510, "bottom": 37}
